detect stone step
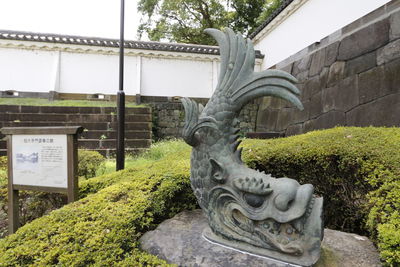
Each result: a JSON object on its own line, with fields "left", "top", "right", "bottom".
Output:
{"left": 80, "top": 130, "right": 151, "bottom": 140}
{"left": 78, "top": 139, "right": 151, "bottom": 149}
{"left": 0, "top": 113, "right": 151, "bottom": 123}
{"left": 0, "top": 105, "right": 151, "bottom": 115}
{"left": 0, "top": 140, "right": 6, "bottom": 149}
{"left": 90, "top": 148, "right": 147, "bottom": 157}
{"left": 0, "top": 121, "right": 152, "bottom": 131}
{"left": 0, "top": 148, "right": 147, "bottom": 157}
{"left": 1, "top": 135, "right": 151, "bottom": 148}
{"left": 245, "top": 132, "right": 284, "bottom": 139}
{"left": 0, "top": 104, "right": 153, "bottom": 158}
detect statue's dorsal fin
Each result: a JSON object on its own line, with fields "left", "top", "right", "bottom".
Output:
{"left": 205, "top": 28, "right": 303, "bottom": 112}
{"left": 205, "top": 28, "right": 254, "bottom": 97}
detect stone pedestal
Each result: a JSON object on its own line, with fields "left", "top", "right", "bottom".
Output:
{"left": 139, "top": 210, "right": 381, "bottom": 267}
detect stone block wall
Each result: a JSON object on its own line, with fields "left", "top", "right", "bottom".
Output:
{"left": 143, "top": 96, "right": 259, "bottom": 140}
{"left": 150, "top": 101, "right": 187, "bottom": 140}
{"left": 0, "top": 105, "right": 152, "bottom": 157}
{"left": 256, "top": 1, "right": 400, "bottom": 135}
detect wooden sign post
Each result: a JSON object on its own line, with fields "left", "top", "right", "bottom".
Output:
{"left": 1, "top": 126, "right": 83, "bottom": 234}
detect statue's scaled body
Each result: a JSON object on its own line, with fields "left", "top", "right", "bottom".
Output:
{"left": 181, "top": 28, "right": 323, "bottom": 266}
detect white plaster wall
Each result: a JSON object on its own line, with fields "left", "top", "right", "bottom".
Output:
{"left": 0, "top": 41, "right": 267, "bottom": 98}
{"left": 0, "top": 43, "right": 221, "bottom": 98}
{"left": 59, "top": 52, "right": 139, "bottom": 95}
{"left": 254, "top": 0, "right": 391, "bottom": 68}
{"left": 141, "top": 57, "right": 214, "bottom": 98}
{"left": 0, "top": 47, "right": 58, "bottom": 92}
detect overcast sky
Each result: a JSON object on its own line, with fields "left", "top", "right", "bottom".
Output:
{"left": 0, "top": 0, "right": 141, "bottom": 40}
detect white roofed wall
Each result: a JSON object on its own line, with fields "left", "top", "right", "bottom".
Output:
{"left": 0, "top": 32, "right": 263, "bottom": 99}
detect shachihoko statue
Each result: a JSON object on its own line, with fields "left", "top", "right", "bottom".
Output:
{"left": 181, "top": 28, "right": 323, "bottom": 266}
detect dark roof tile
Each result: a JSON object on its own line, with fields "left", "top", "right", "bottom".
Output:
{"left": 0, "top": 29, "right": 264, "bottom": 58}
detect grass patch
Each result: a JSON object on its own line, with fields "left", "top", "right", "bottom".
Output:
{"left": 101, "top": 139, "right": 190, "bottom": 175}
{"left": 0, "top": 98, "right": 143, "bottom": 108}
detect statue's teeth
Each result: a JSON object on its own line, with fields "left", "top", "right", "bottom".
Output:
{"left": 292, "top": 220, "right": 302, "bottom": 232}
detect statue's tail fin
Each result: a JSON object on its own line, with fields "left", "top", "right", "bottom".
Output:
{"left": 181, "top": 97, "right": 217, "bottom": 146}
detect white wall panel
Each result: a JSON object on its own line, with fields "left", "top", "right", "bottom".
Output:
{"left": 0, "top": 47, "right": 58, "bottom": 92}
{"left": 141, "top": 57, "right": 213, "bottom": 98}
{"left": 59, "top": 52, "right": 139, "bottom": 95}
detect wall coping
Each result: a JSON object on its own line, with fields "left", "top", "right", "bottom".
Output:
{"left": 0, "top": 29, "right": 264, "bottom": 61}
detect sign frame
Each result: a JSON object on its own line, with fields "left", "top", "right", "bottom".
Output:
{"left": 1, "top": 126, "right": 83, "bottom": 234}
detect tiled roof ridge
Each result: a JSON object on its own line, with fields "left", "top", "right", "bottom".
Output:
{"left": 249, "top": 0, "right": 294, "bottom": 39}
{"left": 0, "top": 29, "right": 264, "bottom": 58}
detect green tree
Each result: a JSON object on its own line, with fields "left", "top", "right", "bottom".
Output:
{"left": 229, "top": 0, "right": 266, "bottom": 35}
{"left": 137, "top": 0, "right": 281, "bottom": 45}
{"left": 255, "top": 0, "right": 283, "bottom": 27}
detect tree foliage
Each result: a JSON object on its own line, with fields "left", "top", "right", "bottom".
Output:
{"left": 255, "top": 0, "right": 283, "bottom": 27}
{"left": 137, "top": 0, "right": 281, "bottom": 45}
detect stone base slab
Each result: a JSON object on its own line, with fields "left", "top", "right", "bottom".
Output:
{"left": 139, "top": 209, "right": 381, "bottom": 267}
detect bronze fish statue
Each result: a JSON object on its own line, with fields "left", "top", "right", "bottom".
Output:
{"left": 181, "top": 28, "right": 323, "bottom": 266}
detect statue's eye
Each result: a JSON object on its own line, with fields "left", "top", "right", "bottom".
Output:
{"left": 210, "top": 158, "right": 225, "bottom": 183}
{"left": 244, "top": 193, "right": 264, "bottom": 208}
{"left": 213, "top": 170, "right": 224, "bottom": 182}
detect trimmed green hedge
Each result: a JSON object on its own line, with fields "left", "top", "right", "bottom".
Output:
{"left": 0, "top": 128, "right": 399, "bottom": 265}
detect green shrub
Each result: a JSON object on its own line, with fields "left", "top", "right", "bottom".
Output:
{"left": 0, "top": 156, "right": 6, "bottom": 170}
{"left": 367, "top": 179, "right": 400, "bottom": 266}
{"left": 0, "top": 157, "right": 7, "bottom": 238}
{"left": 0, "top": 156, "right": 6, "bottom": 188}
{"left": 0, "top": 142, "right": 190, "bottom": 239}
{"left": 77, "top": 150, "right": 106, "bottom": 179}
{"left": 0, "top": 150, "right": 108, "bottom": 238}
{"left": 241, "top": 127, "right": 400, "bottom": 265}
{"left": 0, "top": 156, "right": 6, "bottom": 187}
{"left": 242, "top": 128, "right": 372, "bottom": 233}
{"left": 79, "top": 140, "right": 190, "bottom": 198}
{"left": 0, "top": 142, "right": 194, "bottom": 266}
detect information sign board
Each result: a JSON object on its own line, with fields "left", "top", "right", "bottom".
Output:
{"left": 1, "top": 126, "right": 83, "bottom": 234}
{"left": 12, "top": 134, "right": 68, "bottom": 188}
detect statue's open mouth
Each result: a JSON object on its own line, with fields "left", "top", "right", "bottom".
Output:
{"left": 204, "top": 189, "right": 323, "bottom": 265}
{"left": 206, "top": 177, "right": 316, "bottom": 255}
